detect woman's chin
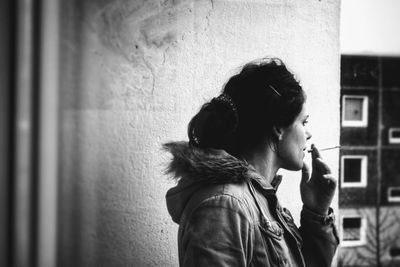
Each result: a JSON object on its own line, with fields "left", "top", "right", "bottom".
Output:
{"left": 283, "top": 161, "right": 303, "bottom": 171}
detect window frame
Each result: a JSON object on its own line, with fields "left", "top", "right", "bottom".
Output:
{"left": 340, "top": 215, "right": 367, "bottom": 247}
{"left": 389, "top": 247, "right": 400, "bottom": 259}
{"left": 341, "top": 155, "right": 368, "bottom": 188}
{"left": 342, "top": 95, "right": 369, "bottom": 127}
{"left": 388, "top": 128, "right": 400, "bottom": 144}
{"left": 388, "top": 187, "right": 400, "bottom": 202}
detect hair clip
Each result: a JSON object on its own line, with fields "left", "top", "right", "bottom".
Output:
{"left": 214, "top": 94, "right": 238, "bottom": 113}
{"left": 212, "top": 94, "right": 239, "bottom": 133}
{"left": 268, "top": 85, "right": 281, "bottom": 97}
{"left": 191, "top": 127, "right": 201, "bottom": 146}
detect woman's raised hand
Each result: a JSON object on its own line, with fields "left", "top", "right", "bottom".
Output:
{"left": 300, "top": 144, "right": 337, "bottom": 215}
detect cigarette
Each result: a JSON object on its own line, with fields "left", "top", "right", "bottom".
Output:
{"left": 307, "top": 145, "right": 341, "bottom": 153}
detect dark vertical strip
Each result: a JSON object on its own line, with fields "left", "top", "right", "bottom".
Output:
{"left": 31, "top": 0, "right": 42, "bottom": 266}
{"left": 376, "top": 57, "right": 383, "bottom": 267}
{"left": 8, "top": 0, "right": 18, "bottom": 266}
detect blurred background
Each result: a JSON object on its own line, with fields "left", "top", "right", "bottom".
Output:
{"left": 0, "top": 0, "right": 398, "bottom": 267}
{"left": 339, "top": 1, "right": 400, "bottom": 266}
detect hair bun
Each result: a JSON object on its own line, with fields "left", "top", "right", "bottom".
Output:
{"left": 188, "top": 94, "right": 239, "bottom": 149}
{"left": 211, "top": 94, "right": 239, "bottom": 132}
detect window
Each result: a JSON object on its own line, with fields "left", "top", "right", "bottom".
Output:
{"left": 341, "top": 155, "right": 368, "bottom": 188}
{"left": 388, "top": 187, "right": 400, "bottom": 202}
{"left": 390, "top": 247, "right": 400, "bottom": 258}
{"left": 389, "top": 128, "right": 400, "bottom": 144}
{"left": 341, "top": 216, "right": 366, "bottom": 247}
{"left": 342, "top": 95, "right": 369, "bottom": 127}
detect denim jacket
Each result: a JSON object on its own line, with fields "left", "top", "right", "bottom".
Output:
{"left": 164, "top": 142, "right": 339, "bottom": 267}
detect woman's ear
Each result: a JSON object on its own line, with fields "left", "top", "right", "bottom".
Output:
{"left": 273, "top": 126, "right": 284, "bottom": 141}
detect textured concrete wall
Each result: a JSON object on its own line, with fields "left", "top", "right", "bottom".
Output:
{"left": 57, "top": 0, "right": 341, "bottom": 266}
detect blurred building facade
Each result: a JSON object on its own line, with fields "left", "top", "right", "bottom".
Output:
{"left": 338, "top": 55, "right": 400, "bottom": 267}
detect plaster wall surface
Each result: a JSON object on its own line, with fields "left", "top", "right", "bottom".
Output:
{"left": 57, "top": 0, "right": 341, "bottom": 266}
{"left": 341, "top": 0, "right": 400, "bottom": 56}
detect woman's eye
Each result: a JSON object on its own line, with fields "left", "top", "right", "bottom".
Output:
{"left": 303, "top": 120, "right": 309, "bottom": 126}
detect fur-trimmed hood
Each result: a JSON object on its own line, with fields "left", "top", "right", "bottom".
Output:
{"left": 163, "top": 141, "right": 277, "bottom": 223}
{"left": 163, "top": 141, "right": 250, "bottom": 184}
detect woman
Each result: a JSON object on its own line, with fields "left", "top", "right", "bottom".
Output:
{"left": 164, "top": 58, "right": 339, "bottom": 267}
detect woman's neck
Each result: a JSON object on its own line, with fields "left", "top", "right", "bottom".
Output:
{"left": 243, "top": 148, "right": 280, "bottom": 185}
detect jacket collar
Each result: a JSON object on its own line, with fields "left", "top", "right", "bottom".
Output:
{"left": 164, "top": 141, "right": 282, "bottom": 223}
{"left": 163, "top": 141, "right": 280, "bottom": 191}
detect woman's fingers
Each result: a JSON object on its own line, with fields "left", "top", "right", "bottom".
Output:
{"left": 311, "top": 144, "right": 321, "bottom": 159}
{"left": 302, "top": 157, "right": 334, "bottom": 185}
{"left": 322, "top": 174, "right": 337, "bottom": 189}
{"left": 301, "top": 161, "right": 311, "bottom": 184}
{"left": 314, "top": 157, "right": 332, "bottom": 174}
{"left": 311, "top": 144, "right": 324, "bottom": 173}
{"left": 311, "top": 144, "right": 332, "bottom": 174}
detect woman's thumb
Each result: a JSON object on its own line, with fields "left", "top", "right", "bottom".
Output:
{"left": 301, "top": 162, "right": 311, "bottom": 184}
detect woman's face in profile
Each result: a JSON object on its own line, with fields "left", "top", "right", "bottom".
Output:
{"left": 278, "top": 104, "right": 312, "bottom": 171}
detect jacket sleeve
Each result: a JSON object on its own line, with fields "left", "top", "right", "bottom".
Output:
{"left": 299, "top": 206, "right": 340, "bottom": 267}
{"left": 180, "top": 195, "right": 254, "bottom": 267}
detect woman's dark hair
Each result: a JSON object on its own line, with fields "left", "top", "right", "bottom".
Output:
{"left": 188, "top": 58, "right": 306, "bottom": 157}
